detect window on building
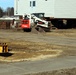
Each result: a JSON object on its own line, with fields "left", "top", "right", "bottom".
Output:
{"left": 33, "top": 1, "right": 36, "bottom": 7}
{"left": 30, "top": 1, "right": 32, "bottom": 7}
{"left": 30, "top": 1, "right": 36, "bottom": 7}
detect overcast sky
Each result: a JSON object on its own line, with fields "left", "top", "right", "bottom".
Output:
{"left": 0, "top": 0, "right": 14, "bottom": 10}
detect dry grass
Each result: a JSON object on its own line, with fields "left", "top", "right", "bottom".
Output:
{"left": 0, "top": 38, "right": 76, "bottom": 62}
{"left": 0, "top": 39, "right": 63, "bottom": 62}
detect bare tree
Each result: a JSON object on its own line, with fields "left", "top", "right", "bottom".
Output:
{"left": 6, "top": 7, "right": 14, "bottom": 16}
{"left": 0, "top": 7, "right": 14, "bottom": 17}
{"left": 6, "top": 7, "right": 11, "bottom": 16}
{"left": 0, "top": 7, "right": 4, "bottom": 17}
{"left": 10, "top": 7, "right": 14, "bottom": 16}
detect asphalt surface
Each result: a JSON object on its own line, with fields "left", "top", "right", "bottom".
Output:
{"left": 0, "top": 56, "right": 76, "bottom": 75}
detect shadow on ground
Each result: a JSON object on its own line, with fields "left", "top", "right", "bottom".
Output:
{"left": 0, "top": 53, "right": 13, "bottom": 57}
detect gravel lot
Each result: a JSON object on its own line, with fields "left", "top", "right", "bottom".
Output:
{"left": 0, "top": 29, "right": 76, "bottom": 75}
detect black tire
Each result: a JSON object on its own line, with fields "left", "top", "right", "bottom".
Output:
{"left": 23, "top": 28, "right": 31, "bottom": 32}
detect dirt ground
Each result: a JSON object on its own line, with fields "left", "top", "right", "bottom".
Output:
{"left": 0, "top": 29, "right": 76, "bottom": 75}
{"left": 26, "top": 68, "right": 76, "bottom": 75}
{"left": 0, "top": 29, "right": 76, "bottom": 61}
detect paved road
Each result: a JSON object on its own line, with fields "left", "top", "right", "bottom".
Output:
{"left": 0, "top": 56, "right": 76, "bottom": 75}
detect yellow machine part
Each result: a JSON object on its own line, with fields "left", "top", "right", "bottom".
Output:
{"left": 0, "top": 46, "right": 3, "bottom": 53}
{"left": 0, "top": 43, "right": 8, "bottom": 53}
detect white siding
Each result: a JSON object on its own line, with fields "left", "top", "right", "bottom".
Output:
{"left": 34, "top": 0, "right": 55, "bottom": 17}
{"left": 14, "top": 0, "right": 55, "bottom": 17}
{"left": 14, "top": 0, "right": 30, "bottom": 15}
{"left": 55, "top": 0, "right": 76, "bottom": 18}
{"left": 14, "top": 0, "right": 76, "bottom": 18}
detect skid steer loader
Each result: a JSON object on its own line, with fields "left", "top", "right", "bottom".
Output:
{"left": 21, "top": 14, "right": 51, "bottom": 32}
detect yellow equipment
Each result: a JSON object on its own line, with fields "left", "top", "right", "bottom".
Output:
{"left": 0, "top": 43, "right": 8, "bottom": 53}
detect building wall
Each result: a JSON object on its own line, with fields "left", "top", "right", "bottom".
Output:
{"left": 14, "top": 0, "right": 30, "bottom": 15}
{"left": 33, "top": 0, "right": 55, "bottom": 17}
{"left": 14, "top": 0, "right": 55, "bottom": 17}
{"left": 55, "top": 0, "right": 76, "bottom": 18}
{"left": 14, "top": 0, "right": 76, "bottom": 18}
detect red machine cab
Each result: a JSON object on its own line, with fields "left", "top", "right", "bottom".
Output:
{"left": 21, "top": 15, "right": 31, "bottom": 31}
